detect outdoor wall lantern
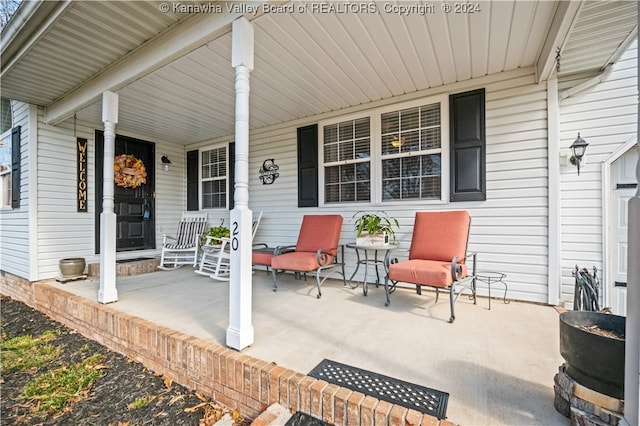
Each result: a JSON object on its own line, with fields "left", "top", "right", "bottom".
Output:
{"left": 569, "top": 133, "right": 588, "bottom": 175}
{"left": 161, "top": 155, "right": 171, "bottom": 171}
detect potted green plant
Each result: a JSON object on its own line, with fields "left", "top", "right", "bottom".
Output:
{"left": 352, "top": 211, "right": 399, "bottom": 245}
{"left": 201, "top": 224, "right": 230, "bottom": 246}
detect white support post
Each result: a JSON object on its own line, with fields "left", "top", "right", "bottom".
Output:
{"left": 226, "top": 17, "right": 254, "bottom": 350}
{"left": 623, "top": 144, "right": 639, "bottom": 426}
{"left": 98, "top": 91, "right": 119, "bottom": 304}
{"left": 622, "top": 22, "right": 639, "bottom": 422}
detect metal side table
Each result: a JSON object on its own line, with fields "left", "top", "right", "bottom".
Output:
{"left": 346, "top": 243, "right": 398, "bottom": 296}
{"left": 475, "top": 271, "right": 510, "bottom": 310}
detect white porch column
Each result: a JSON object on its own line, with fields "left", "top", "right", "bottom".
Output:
{"left": 98, "top": 91, "right": 119, "bottom": 304}
{"left": 623, "top": 144, "right": 639, "bottom": 426}
{"left": 226, "top": 17, "right": 254, "bottom": 350}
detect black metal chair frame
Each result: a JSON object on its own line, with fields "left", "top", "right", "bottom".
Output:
{"left": 272, "top": 245, "right": 346, "bottom": 298}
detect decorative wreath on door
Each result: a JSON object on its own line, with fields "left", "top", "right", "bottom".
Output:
{"left": 114, "top": 154, "right": 147, "bottom": 189}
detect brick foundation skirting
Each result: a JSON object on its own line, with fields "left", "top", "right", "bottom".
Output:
{"left": 1, "top": 271, "right": 452, "bottom": 426}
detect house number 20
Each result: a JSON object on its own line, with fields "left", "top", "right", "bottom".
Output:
{"left": 231, "top": 221, "right": 239, "bottom": 251}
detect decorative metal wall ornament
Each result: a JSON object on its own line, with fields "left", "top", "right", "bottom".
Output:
{"left": 259, "top": 159, "right": 279, "bottom": 185}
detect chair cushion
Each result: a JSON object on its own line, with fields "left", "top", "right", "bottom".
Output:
{"left": 271, "top": 252, "right": 334, "bottom": 272}
{"left": 252, "top": 248, "right": 275, "bottom": 266}
{"left": 388, "top": 259, "right": 468, "bottom": 288}
{"left": 295, "top": 215, "right": 343, "bottom": 255}
{"left": 409, "top": 211, "right": 470, "bottom": 263}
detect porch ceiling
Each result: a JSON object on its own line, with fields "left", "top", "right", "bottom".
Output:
{"left": 1, "top": 1, "right": 637, "bottom": 145}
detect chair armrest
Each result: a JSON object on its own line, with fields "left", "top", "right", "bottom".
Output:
{"left": 204, "top": 236, "right": 230, "bottom": 246}
{"left": 274, "top": 245, "right": 296, "bottom": 255}
{"left": 315, "top": 246, "right": 341, "bottom": 266}
{"left": 465, "top": 251, "right": 478, "bottom": 275}
{"left": 161, "top": 234, "right": 176, "bottom": 245}
{"left": 451, "top": 252, "right": 477, "bottom": 281}
{"left": 384, "top": 248, "right": 408, "bottom": 268}
{"left": 252, "top": 242, "right": 269, "bottom": 249}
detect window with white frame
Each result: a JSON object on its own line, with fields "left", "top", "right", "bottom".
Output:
{"left": 201, "top": 145, "right": 227, "bottom": 209}
{"left": 323, "top": 117, "right": 371, "bottom": 203}
{"left": 320, "top": 96, "right": 447, "bottom": 205}
{"left": 0, "top": 130, "right": 11, "bottom": 208}
{"left": 380, "top": 102, "right": 442, "bottom": 201}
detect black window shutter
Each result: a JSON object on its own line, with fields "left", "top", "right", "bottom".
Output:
{"left": 449, "top": 89, "right": 486, "bottom": 202}
{"left": 11, "top": 126, "right": 21, "bottom": 208}
{"left": 186, "top": 150, "right": 199, "bottom": 211}
{"left": 228, "top": 142, "right": 235, "bottom": 210}
{"left": 297, "top": 124, "right": 318, "bottom": 207}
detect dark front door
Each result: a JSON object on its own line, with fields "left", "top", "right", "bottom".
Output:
{"left": 95, "top": 131, "right": 156, "bottom": 253}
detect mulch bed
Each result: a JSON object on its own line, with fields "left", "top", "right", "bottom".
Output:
{"left": 1, "top": 296, "right": 250, "bottom": 425}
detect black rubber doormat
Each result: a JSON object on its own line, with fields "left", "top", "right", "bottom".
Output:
{"left": 308, "top": 359, "right": 449, "bottom": 420}
{"left": 285, "top": 412, "right": 331, "bottom": 426}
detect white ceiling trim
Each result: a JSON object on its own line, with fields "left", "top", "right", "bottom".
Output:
{"left": 44, "top": 4, "right": 253, "bottom": 125}
{"left": 0, "top": 1, "right": 73, "bottom": 75}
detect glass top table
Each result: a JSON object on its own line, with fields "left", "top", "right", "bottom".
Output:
{"left": 345, "top": 242, "right": 399, "bottom": 296}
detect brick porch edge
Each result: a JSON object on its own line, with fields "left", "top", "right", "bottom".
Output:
{"left": 1, "top": 271, "right": 456, "bottom": 426}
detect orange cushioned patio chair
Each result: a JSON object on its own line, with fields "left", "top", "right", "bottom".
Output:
{"left": 270, "top": 214, "right": 346, "bottom": 298}
{"left": 384, "top": 210, "right": 477, "bottom": 323}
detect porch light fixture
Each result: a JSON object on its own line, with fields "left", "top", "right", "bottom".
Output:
{"left": 569, "top": 133, "right": 588, "bottom": 175}
{"left": 391, "top": 136, "right": 405, "bottom": 148}
{"left": 161, "top": 155, "right": 171, "bottom": 171}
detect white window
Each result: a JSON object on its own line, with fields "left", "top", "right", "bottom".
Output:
{"left": 201, "top": 145, "right": 227, "bottom": 209}
{"left": 381, "top": 102, "right": 442, "bottom": 201}
{"left": 320, "top": 95, "right": 448, "bottom": 205}
{"left": 0, "top": 130, "right": 11, "bottom": 208}
{"left": 323, "top": 116, "right": 371, "bottom": 203}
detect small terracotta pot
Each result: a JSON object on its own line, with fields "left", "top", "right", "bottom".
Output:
{"left": 59, "top": 258, "right": 86, "bottom": 277}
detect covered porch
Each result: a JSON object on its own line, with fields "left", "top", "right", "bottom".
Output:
{"left": 1, "top": 1, "right": 637, "bottom": 424}
{"left": 38, "top": 267, "right": 567, "bottom": 425}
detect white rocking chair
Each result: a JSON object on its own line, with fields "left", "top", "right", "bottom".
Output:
{"left": 196, "top": 211, "right": 262, "bottom": 281}
{"left": 158, "top": 212, "right": 208, "bottom": 270}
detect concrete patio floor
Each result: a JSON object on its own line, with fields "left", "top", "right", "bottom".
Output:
{"left": 52, "top": 267, "right": 569, "bottom": 426}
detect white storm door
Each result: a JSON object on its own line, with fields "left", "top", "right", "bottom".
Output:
{"left": 610, "top": 147, "right": 638, "bottom": 316}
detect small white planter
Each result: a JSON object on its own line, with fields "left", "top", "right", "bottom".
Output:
{"left": 356, "top": 233, "right": 388, "bottom": 246}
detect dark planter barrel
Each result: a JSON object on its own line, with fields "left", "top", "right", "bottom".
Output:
{"left": 559, "top": 311, "right": 625, "bottom": 399}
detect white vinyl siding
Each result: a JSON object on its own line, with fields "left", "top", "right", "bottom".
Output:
{"left": 0, "top": 101, "right": 31, "bottom": 279}
{"left": 240, "top": 68, "right": 551, "bottom": 304}
{"left": 36, "top": 123, "right": 96, "bottom": 278}
{"left": 33, "top": 114, "right": 189, "bottom": 279}
{"left": 558, "top": 39, "right": 638, "bottom": 307}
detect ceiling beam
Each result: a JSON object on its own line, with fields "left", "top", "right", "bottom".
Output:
{"left": 535, "top": 0, "right": 583, "bottom": 84}
{"left": 45, "top": 2, "right": 266, "bottom": 125}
